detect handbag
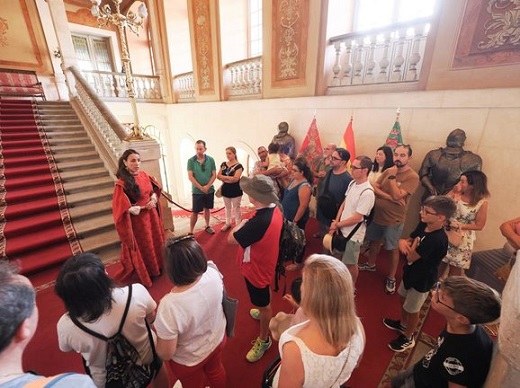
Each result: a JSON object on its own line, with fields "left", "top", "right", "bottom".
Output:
{"left": 445, "top": 225, "right": 463, "bottom": 247}
{"left": 207, "top": 261, "right": 238, "bottom": 337}
{"left": 215, "top": 186, "right": 223, "bottom": 198}
{"left": 222, "top": 288, "right": 238, "bottom": 337}
{"left": 332, "top": 221, "right": 363, "bottom": 252}
{"left": 262, "top": 356, "right": 281, "bottom": 388}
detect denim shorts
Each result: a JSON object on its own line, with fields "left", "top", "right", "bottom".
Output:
{"left": 366, "top": 222, "right": 404, "bottom": 250}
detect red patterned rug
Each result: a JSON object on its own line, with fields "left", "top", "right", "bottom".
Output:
{"left": 0, "top": 99, "right": 81, "bottom": 274}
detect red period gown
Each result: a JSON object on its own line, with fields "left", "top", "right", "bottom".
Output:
{"left": 112, "top": 171, "right": 165, "bottom": 287}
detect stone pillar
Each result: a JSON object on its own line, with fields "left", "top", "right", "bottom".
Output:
{"left": 187, "top": 0, "right": 222, "bottom": 102}
{"left": 45, "top": 0, "right": 79, "bottom": 98}
{"left": 484, "top": 250, "right": 520, "bottom": 387}
{"left": 122, "top": 139, "right": 175, "bottom": 232}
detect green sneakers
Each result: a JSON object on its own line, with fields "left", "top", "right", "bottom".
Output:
{"left": 246, "top": 337, "right": 272, "bottom": 362}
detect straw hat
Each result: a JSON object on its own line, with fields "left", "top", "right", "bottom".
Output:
{"left": 322, "top": 233, "right": 333, "bottom": 254}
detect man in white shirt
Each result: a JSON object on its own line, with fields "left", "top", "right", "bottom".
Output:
{"left": 329, "top": 156, "right": 375, "bottom": 285}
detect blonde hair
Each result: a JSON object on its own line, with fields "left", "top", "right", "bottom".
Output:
{"left": 301, "top": 254, "right": 360, "bottom": 349}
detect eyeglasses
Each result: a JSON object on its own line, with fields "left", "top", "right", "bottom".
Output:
{"left": 420, "top": 206, "right": 438, "bottom": 216}
{"left": 434, "top": 282, "right": 459, "bottom": 314}
{"left": 351, "top": 165, "right": 363, "bottom": 170}
{"left": 166, "top": 234, "right": 195, "bottom": 248}
{"left": 291, "top": 168, "right": 301, "bottom": 173}
{"left": 200, "top": 162, "right": 206, "bottom": 172}
{"left": 330, "top": 156, "right": 342, "bottom": 161}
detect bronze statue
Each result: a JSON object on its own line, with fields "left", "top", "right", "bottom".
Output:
{"left": 271, "top": 121, "right": 297, "bottom": 160}
{"left": 419, "top": 128, "right": 482, "bottom": 197}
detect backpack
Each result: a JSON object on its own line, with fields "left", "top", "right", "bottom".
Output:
{"left": 70, "top": 285, "right": 155, "bottom": 388}
{"left": 275, "top": 219, "right": 306, "bottom": 293}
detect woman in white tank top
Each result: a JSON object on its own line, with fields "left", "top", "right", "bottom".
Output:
{"left": 273, "top": 254, "right": 365, "bottom": 387}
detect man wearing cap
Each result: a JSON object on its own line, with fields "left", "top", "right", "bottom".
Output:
{"left": 227, "top": 175, "right": 283, "bottom": 362}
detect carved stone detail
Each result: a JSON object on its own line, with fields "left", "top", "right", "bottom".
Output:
{"left": 193, "top": 0, "right": 214, "bottom": 93}
{"left": 478, "top": 0, "right": 520, "bottom": 50}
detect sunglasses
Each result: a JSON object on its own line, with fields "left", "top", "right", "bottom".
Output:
{"left": 434, "top": 282, "right": 460, "bottom": 314}
{"left": 200, "top": 162, "right": 206, "bottom": 172}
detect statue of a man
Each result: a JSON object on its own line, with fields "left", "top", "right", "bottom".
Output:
{"left": 419, "top": 128, "right": 482, "bottom": 197}
{"left": 272, "top": 121, "right": 297, "bottom": 160}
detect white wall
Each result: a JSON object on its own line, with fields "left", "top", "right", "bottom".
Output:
{"left": 107, "top": 86, "right": 520, "bottom": 250}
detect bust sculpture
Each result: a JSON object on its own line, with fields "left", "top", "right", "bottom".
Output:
{"left": 272, "top": 121, "right": 297, "bottom": 160}
{"left": 419, "top": 128, "right": 482, "bottom": 197}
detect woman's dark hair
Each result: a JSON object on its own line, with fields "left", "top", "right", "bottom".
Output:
{"left": 55, "top": 253, "right": 115, "bottom": 322}
{"left": 164, "top": 234, "right": 208, "bottom": 286}
{"left": 293, "top": 158, "right": 313, "bottom": 183}
{"left": 372, "top": 145, "right": 394, "bottom": 172}
{"left": 461, "top": 170, "right": 490, "bottom": 206}
{"left": 116, "top": 149, "right": 140, "bottom": 203}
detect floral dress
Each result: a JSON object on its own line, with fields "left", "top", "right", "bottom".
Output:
{"left": 442, "top": 199, "right": 486, "bottom": 269}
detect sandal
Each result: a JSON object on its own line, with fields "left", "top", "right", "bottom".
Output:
{"left": 221, "top": 224, "right": 231, "bottom": 232}
{"left": 205, "top": 226, "right": 215, "bottom": 234}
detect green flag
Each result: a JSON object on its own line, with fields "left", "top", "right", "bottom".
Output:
{"left": 385, "top": 120, "right": 403, "bottom": 148}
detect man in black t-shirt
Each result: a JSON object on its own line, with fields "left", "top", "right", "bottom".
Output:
{"left": 388, "top": 276, "right": 501, "bottom": 388}
{"left": 383, "top": 196, "right": 456, "bottom": 352}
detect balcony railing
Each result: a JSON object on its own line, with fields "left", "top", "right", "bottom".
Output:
{"left": 224, "top": 56, "right": 262, "bottom": 98}
{"left": 81, "top": 70, "right": 162, "bottom": 101}
{"left": 328, "top": 18, "right": 431, "bottom": 89}
{"left": 173, "top": 72, "right": 195, "bottom": 102}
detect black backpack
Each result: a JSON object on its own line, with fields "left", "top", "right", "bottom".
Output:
{"left": 70, "top": 285, "right": 156, "bottom": 388}
{"left": 275, "top": 219, "right": 306, "bottom": 292}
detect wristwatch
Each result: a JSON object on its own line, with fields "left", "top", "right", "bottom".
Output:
{"left": 388, "top": 175, "right": 396, "bottom": 180}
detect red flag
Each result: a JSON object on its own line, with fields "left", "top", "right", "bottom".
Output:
{"left": 298, "top": 117, "right": 323, "bottom": 169}
{"left": 339, "top": 116, "right": 356, "bottom": 163}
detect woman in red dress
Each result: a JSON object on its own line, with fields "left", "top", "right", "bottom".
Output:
{"left": 113, "top": 149, "right": 165, "bottom": 287}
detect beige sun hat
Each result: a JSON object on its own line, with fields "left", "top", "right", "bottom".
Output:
{"left": 322, "top": 233, "right": 333, "bottom": 254}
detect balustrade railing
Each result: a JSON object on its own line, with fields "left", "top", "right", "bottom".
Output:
{"left": 81, "top": 70, "right": 162, "bottom": 101}
{"left": 66, "top": 66, "right": 130, "bottom": 172}
{"left": 173, "top": 72, "right": 195, "bottom": 102}
{"left": 225, "top": 56, "right": 262, "bottom": 98}
{"left": 328, "top": 18, "right": 431, "bottom": 89}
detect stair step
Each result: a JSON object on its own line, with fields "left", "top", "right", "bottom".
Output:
{"left": 58, "top": 159, "right": 104, "bottom": 171}
{"left": 3, "top": 211, "right": 63, "bottom": 237}
{"left": 44, "top": 130, "right": 88, "bottom": 138}
{"left": 46, "top": 136, "right": 92, "bottom": 146}
{"left": 64, "top": 176, "right": 114, "bottom": 193}
{"left": 69, "top": 200, "right": 113, "bottom": 220}
{"left": 53, "top": 150, "right": 100, "bottom": 163}
{"left": 80, "top": 229, "right": 121, "bottom": 260}
{"left": 4, "top": 164, "right": 51, "bottom": 178}
{"left": 2, "top": 154, "right": 48, "bottom": 168}
{"left": 74, "top": 212, "right": 115, "bottom": 236}
{"left": 60, "top": 166, "right": 111, "bottom": 182}
{"left": 66, "top": 186, "right": 113, "bottom": 207}
{"left": 51, "top": 143, "right": 96, "bottom": 153}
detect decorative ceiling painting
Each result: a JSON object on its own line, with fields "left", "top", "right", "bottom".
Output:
{"left": 0, "top": 0, "right": 46, "bottom": 70}
{"left": 453, "top": 0, "right": 520, "bottom": 69}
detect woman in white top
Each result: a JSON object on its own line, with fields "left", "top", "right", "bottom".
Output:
{"left": 274, "top": 254, "right": 365, "bottom": 388}
{"left": 368, "top": 145, "right": 394, "bottom": 185}
{"left": 55, "top": 253, "right": 169, "bottom": 388}
{"left": 155, "top": 235, "right": 227, "bottom": 388}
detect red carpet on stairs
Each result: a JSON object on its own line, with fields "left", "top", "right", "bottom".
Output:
{"left": 0, "top": 99, "right": 81, "bottom": 274}
{"left": 24, "top": 218, "right": 445, "bottom": 387}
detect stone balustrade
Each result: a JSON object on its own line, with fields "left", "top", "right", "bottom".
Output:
{"left": 328, "top": 18, "right": 431, "bottom": 89}
{"left": 225, "top": 56, "right": 262, "bottom": 98}
{"left": 82, "top": 70, "right": 162, "bottom": 101}
{"left": 173, "top": 72, "right": 195, "bottom": 102}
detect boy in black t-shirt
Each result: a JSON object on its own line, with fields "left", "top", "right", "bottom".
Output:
{"left": 383, "top": 195, "right": 456, "bottom": 352}
{"left": 388, "top": 276, "right": 501, "bottom": 388}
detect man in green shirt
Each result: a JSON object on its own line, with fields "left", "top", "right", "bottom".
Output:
{"left": 187, "top": 140, "right": 217, "bottom": 234}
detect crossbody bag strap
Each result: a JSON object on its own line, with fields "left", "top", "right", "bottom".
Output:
{"left": 117, "top": 284, "right": 133, "bottom": 335}
{"left": 323, "top": 169, "right": 333, "bottom": 194}
{"left": 339, "top": 184, "right": 372, "bottom": 240}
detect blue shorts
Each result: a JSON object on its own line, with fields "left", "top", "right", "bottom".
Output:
{"left": 366, "top": 222, "right": 404, "bottom": 250}
{"left": 192, "top": 193, "right": 214, "bottom": 213}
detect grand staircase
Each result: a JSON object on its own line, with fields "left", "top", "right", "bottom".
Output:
{"left": 37, "top": 100, "right": 121, "bottom": 264}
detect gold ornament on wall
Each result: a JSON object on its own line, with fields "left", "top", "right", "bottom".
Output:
{"left": 0, "top": 17, "right": 9, "bottom": 47}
